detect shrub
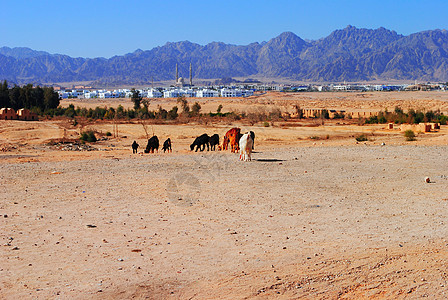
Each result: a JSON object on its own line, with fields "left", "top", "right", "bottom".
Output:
{"left": 167, "top": 106, "right": 179, "bottom": 120}
{"left": 105, "top": 131, "right": 112, "bottom": 136}
{"left": 404, "top": 130, "right": 416, "bottom": 141}
{"left": 438, "top": 115, "right": 448, "bottom": 125}
{"left": 263, "top": 121, "right": 270, "bottom": 127}
{"left": 80, "top": 130, "right": 97, "bottom": 143}
{"left": 355, "top": 134, "right": 368, "bottom": 142}
{"left": 191, "top": 102, "right": 201, "bottom": 116}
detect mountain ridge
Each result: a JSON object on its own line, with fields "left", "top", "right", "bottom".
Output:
{"left": 1, "top": 26, "right": 448, "bottom": 85}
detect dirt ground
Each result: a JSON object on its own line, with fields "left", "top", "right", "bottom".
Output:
{"left": 2, "top": 91, "right": 448, "bottom": 299}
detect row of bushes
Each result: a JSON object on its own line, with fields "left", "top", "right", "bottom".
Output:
{"left": 45, "top": 96, "right": 237, "bottom": 121}
{"left": 365, "top": 107, "right": 448, "bottom": 125}
{"left": 46, "top": 104, "right": 181, "bottom": 120}
{"left": 45, "top": 103, "right": 244, "bottom": 121}
{"left": 46, "top": 104, "right": 448, "bottom": 127}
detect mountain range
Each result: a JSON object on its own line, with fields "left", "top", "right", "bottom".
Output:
{"left": 1, "top": 25, "right": 448, "bottom": 86}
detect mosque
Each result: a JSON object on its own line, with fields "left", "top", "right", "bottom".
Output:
{"left": 175, "top": 63, "right": 193, "bottom": 87}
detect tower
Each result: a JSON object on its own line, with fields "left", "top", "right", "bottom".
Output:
{"left": 176, "top": 63, "right": 179, "bottom": 83}
{"left": 189, "top": 63, "right": 192, "bottom": 86}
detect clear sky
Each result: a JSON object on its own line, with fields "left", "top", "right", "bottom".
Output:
{"left": 1, "top": 0, "right": 447, "bottom": 58}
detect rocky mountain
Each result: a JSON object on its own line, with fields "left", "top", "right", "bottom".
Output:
{"left": 0, "top": 47, "right": 50, "bottom": 59}
{"left": 1, "top": 26, "right": 448, "bottom": 85}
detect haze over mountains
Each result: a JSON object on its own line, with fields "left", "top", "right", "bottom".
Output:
{"left": 1, "top": 25, "right": 448, "bottom": 85}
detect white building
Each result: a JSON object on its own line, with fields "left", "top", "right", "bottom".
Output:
{"left": 84, "top": 91, "right": 98, "bottom": 99}
{"left": 163, "top": 89, "right": 182, "bottom": 98}
{"left": 182, "top": 89, "right": 196, "bottom": 97}
{"left": 112, "top": 90, "right": 126, "bottom": 98}
{"left": 147, "top": 88, "right": 163, "bottom": 98}
{"left": 220, "top": 88, "right": 243, "bottom": 97}
{"left": 99, "top": 91, "right": 112, "bottom": 98}
{"left": 332, "top": 85, "right": 349, "bottom": 91}
{"left": 316, "top": 85, "right": 331, "bottom": 92}
{"left": 196, "top": 89, "right": 219, "bottom": 98}
{"left": 242, "top": 90, "right": 254, "bottom": 97}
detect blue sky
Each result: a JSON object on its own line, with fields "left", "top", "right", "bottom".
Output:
{"left": 1, "top": 0, "right": 447, "bottom": 58}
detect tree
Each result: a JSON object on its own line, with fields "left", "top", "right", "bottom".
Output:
{"left": 131, "top": 89, "right": 142, "bottom": 109}
{"left": 191, "top": 102, "right": 201, "bottom": 116}
{"left": 141, "top": 98, "right": 150, "bottom": 110}
{"left": 414, "top": 111, "right": 424, "bottom": 124}
{"left": 156, "top": 105, "right": 168, "bottom": 119}
{"left": 394, "top": 106, "right": 403, "bottom": 114}
{"left": 116, "top": 105, "right": 125, "bottom": 118}
{"left": 64, "top": 104, "right": 76, "bottom": 118}
{"left": 43, "top": 87, "right": 60, "bottom": 110}
{"left": 0, "top": 80, "right": 9, "bottom": 108}
{"left": 217, "top": 104, "right": 223, "bottom": 114}
{"left": 177, "top": 95, "right": 189, "bottom": 114}
{"left": 104, "top": 107, "right": 115, "bottom": 119}
{"left": 9, "top": 86, "right": 22, "bottom": 109}
{"left": 138, "top": 105, "right": 150, "bottom": 119}
{"left": 168, "top": 106, "right": 179, "bottom": 120}
{"left": 21, "top": 84, "right": 34, "bottom": 108}
{"left": 32, "top": 86, "right": 44, "bottom": 109}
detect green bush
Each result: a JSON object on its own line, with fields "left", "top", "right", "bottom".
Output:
{"left": 105, "top": 131, "right": 112, "bottom": 136}
{"left": 80, "top": 130, "right": 97, "bottom": 143}
{"left": 355, "top": 134, "right": 368, "bottom": 142}
{"left": 404, "top": 130, "right": 416, "bottom": 141}
{"left": 263, "top": 121, "right": 270, "bottom": 127}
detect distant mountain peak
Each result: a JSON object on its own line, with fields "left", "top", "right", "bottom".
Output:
{"left": 273, "top": 31, "right": 304, "bottom": 42}
{"left": 266, "top": 31, "right": 307, "bottom": 50}
{"left": 0, "top": 46, "right": 50, "bottom": 59}
{"left": 277, "top": 31, "right": 299, "bottom": 38}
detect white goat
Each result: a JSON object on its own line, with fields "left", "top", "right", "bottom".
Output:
{"left": 239, "top": 132, "right": 254, "bottom": 161}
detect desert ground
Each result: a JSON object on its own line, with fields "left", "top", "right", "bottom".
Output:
{"left": 2, "top": 91, "right": 448, "bottom": 299}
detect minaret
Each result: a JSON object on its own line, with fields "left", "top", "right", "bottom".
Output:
{"left": 189, "top": 63, "right": 192, "bottom": 86}
{"left": 176, "top": 63, "right": 179, "bottom": 83}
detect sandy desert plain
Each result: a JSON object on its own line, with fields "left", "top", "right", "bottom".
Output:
{"left": 2, "top": 91, "right": 448, "bottom": 299}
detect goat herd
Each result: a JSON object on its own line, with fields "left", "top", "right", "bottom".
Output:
{"left": 131, "top": 127, "right": 255, "bottom": 161}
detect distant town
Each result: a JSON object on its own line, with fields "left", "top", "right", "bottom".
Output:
{"left": 56, "top": 82, "right": 447, "bottom": 100}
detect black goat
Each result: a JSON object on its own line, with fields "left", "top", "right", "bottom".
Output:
{"left": 162, "top": 138, "right": 172, "bottom": 153}
{"left": 209, "top": 134, "right": 219, "bottom": 151}
{"left": 144, "top": 136, "right": 159, "bottom": 153}
{"left": 131, "top": 141, "right": 139, "bottom": 154}
{"left": 190, "top": 134, "right": 210, "bottom": 152}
